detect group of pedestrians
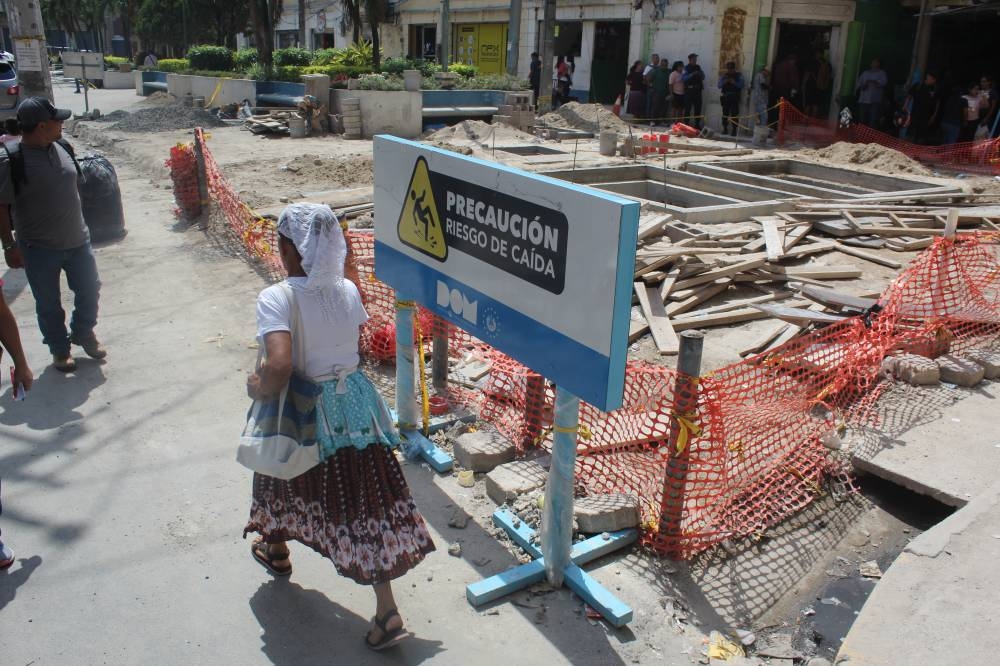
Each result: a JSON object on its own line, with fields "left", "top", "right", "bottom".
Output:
{"left": 898, "top": 70, "right": 998, "bottom": 145}
{"left": 623, "top": 53, "right": 749, "bottom": 135}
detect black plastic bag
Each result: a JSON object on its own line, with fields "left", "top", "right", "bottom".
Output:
{"left": 79, "top": 154, "right": 127, "bottom": 243}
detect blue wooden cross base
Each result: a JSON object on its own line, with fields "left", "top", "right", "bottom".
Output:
{"left": 466, "top": 507, "right": 638, "bottom": 627}
{"left": 392, "top": 408, "right": 475, "bottom": 474}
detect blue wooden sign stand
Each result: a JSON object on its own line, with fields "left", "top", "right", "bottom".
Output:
{"left": 466, "top": 387, "right": 637, "bottom": 627}
{"left": 394, "top": 300, "right": 455, "bottom": 473}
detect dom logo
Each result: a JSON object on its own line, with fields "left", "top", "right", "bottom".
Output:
{"left": 437, "top": 281, "right": 477, "bottom": 325}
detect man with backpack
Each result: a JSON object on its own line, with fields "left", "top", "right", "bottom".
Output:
{"left": 682, "top": 53, "right": 705, "bottom": 129}
{"left": 0, "top": 97, "right": 105, "bottom": 372}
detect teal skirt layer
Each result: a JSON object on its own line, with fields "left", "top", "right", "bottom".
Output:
{"left": 316, "top": 371, "right": 400, "bottom": 459}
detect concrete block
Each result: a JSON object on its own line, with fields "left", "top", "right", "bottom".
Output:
{"left": 453, "top": 430, "right": 515, "bottom": 473}
{"left": 964, "top": 349, "right": 1000, "bottom": 379}
{"left": 485, "top": 459, "right": 547, "bottom": 505}
{"left": 574, "top": 493, "right": 640, "bottom": 533}
{"left": 883, "top": 353, "right": 940, "bottom": 385}
{"left": 936, "top": 354, "right": 985, "bottom": 387}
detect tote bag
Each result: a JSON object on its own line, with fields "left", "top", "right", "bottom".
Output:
{"left": 237, "top": 284, "right": 324, "bottom": 480}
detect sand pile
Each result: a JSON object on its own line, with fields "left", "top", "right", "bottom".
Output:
{"left": 279, "top": 153, "right": 374, "bottom": 187}
{"left": 804, "top": 141, "right": 931, "bottom": 176}
{"left": 426, "top": 119, "right": 537, "bottom": 145}
{"left": 539, "top": 102, "right": 630, "bottom": 133}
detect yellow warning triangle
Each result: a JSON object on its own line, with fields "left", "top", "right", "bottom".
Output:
{"left": 397, "top": 156, "right": 448, "bottom": 261}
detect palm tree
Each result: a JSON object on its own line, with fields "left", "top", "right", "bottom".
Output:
{"left": 249, "top": 0, "right": 283, "bottom": 69}
{"left": 363, "top": 0, "right": 387, "bottom": 71}
{"left": 341, "top": 0, "right": 361, "bottom": 44}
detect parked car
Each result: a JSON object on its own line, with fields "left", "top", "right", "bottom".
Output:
{"left": 0, "top": 61, "right": 20, "bottom": 120}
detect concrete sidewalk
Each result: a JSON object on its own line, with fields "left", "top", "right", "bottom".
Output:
{"left": 837, "top": 480, "right": 1000, "bottom": 665}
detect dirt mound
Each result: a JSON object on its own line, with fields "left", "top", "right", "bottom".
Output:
{"left": 138, "top": 91, "right": 179, "bottom": 106}
{"left": 425, "top": 119, "right": 537, "bottom": 145}
{"left": 539, "top": 102, "right": 630, "bottom": 133}
{"left": 106, "top": 106, "right": 226, "bottom": 133}
{"left": 803, "top": 141, "right": 931, "bottom": 175}
{"left": 280, "top": 153, "right": 374, "bottom": 187}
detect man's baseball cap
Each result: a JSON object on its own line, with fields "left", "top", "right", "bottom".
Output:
{"left": 17, "top": 97, "right": 71, "bottom": 128}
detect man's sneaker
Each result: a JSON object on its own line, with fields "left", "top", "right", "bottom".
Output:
{"left": 52, "top": 354, "right": 77, "bottom": 372}
{"left": 0, "top": 540, "right": 13, "bottom": 569}
{"left": 70, "top": 334, "right": 107, "bottom": 359}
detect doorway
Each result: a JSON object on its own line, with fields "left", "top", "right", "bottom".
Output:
{"left": 591, "top": 21, "right": 630, "bottom": 103}
{"left": 773, "top": 21, "right": 836, "bottom": 118}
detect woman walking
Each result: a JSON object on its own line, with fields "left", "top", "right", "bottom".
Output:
{"left": 243, "top": 203, "right": 435, "bottom": 651}
{"left": 625, "top": 60, "right": 647, "bottom": 118}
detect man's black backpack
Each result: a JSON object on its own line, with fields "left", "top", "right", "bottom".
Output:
{"left": 2, "top": 138, "right": 83, "bottom": 195}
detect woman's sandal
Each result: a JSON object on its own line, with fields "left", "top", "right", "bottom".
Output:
{"left": 250, "top": 539, "right": 292, "bottom": 576}
{"left": 365, "top": 608, "right": 411, "bottom": 651}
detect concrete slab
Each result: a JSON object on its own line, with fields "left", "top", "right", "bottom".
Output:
{"left": 936, "top": 353, "right": 985, "bottom": 387}
{"left": 838, "top": 481, "right": 1000, "bottom": 666}
{"left": 851, "top": 383, "right": 1000, "bottom": 507}
{"left": 485, "top": 460, "right": 548, "bottom": 505}
{"left": 574, "top": 493, "right": 640, "bottom": 533}
{"left": 453, "top": 429, "right": 515, "bottom": 472}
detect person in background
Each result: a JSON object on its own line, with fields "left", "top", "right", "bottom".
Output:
{"left": 625, "top": 60, "right": 647, "bottom": 119}
{"left": 0, "top": 118, "right": 19, "bottom": 143}
{"left": 143, "top": 51, "right": 158, "bottom": 69}
{"left": 752, "top": 65, "right": 771, "bottom": 128}
{"left": 977, "top": 75, "right": 998, "bottom": 138}
{"left": 855, "top": 58, "right": 888, "bottom": 129}
{"left": 643, "top": 53, "right": 661, "bottom": 122}
{"left": 718, "top": 61, "right": 745, "bottom": 136}
{"left": 529, "top": 52, "right": 541, "bottom": 105}
{"left": 959, "top": 81, "right": 982, "bottom": 142}
{"left": 939, "top": 83, "right": 966, "bottom": 145}
{"left": 682, "top": 53, "right": 705, "bottom": 129}
{"left": 554, "top": 55, "right": 571, "bottom": 109}
{"left": 0, "top": 278, "right": 35, "bottom": 570}
{"left": 669, "top": 61, "right": 685, "bottom": 122}
{"left": 772, "top": 53, "right": 800, "bottom": 109}
{"left": 909, "top": 71, "right": 942, "bottom": 144}
{"left": 649, "top": 59, "right": 670, "bottom": 125}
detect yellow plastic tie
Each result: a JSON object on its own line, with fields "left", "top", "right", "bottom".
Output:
{"left": 414, "top": 317, "right": 431, "bottom": 436}
{"left": 672, "top": 412, "right": 702, "bottom": 455}
{"left": 395, "top": 299, "right": 416, "bottom": 309}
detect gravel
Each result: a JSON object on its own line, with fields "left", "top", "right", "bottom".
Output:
{"left": 102, "top": 106, "right": 226, "bottom": 133}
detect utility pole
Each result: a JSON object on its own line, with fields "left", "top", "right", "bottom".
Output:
{"left": 538, "top": 0, "right": 556, "bottom": 113}
{"left": 298, "top": 0, "right": 307, "bottom": 48}
{"left": 439, "top": 0, "right": 451, "bottom": 67}
{"left": 5, "top": 0, "right": 54, "bottom": 101}
{"left": 506, "top": 0, "right": 522, "bottom": 76}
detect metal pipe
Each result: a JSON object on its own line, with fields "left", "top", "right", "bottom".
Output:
{"left": 540, "top": 386, "right": 580, "bottom": 587}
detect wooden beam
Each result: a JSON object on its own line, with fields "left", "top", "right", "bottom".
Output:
{"left": 752, "top": 303, "right": 847, "bottom": 326}
{"left": 634, "top": 282, "right": 679, "bottom": 355}
{"left": 799, "top": 284, "right": 879, "bottom": 311}
{"left": 834, "top": 242, "right": 902, "bottom": 269}
{"left": 665, "top": 280, "right": 730, "bottom": 317}
{"left": 783, "top": 222, "right": 813, "bottom": 251}
{"left": 672, "top": 291, "right": 792, "bottom": 319}
{"left": 671, "top": 258, "right": 767, "bottom": 291}
{"left": 740, "top": 322, "right": 790, "bottom": 357}
{"left": 761, "top": 218, "right": 785, "bottom": 262}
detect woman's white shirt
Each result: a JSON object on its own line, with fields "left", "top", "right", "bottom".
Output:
{"left": 256, "top": 277, "right": 369, "bottom": 378}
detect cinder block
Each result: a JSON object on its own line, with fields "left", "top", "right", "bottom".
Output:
{"left": 964, "top": 349, "right": 1000, "bottom": 379}
{"left": 936, "top": 353, "right": 985, "bottom": 387}
{"left": 453, "top": 430, "right": 515, "bottom": 473}
{"left": 882, "top": 353, "right": 940, "bottom": 385}
{"left": 485, "top": 459, "right": 547, "bottom": 505}
{"left": 574, "top": 493, "right": 640, "bottom": 533}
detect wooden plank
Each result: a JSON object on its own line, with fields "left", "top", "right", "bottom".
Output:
{"left": 740, "top": 322, "right": 790, "bottom": 357}
{"left": 768, "top": 265, "right": 863, "bottom": 280}
{"left": 658, "top": 266, "right": 682, "bottom": 302}
{"left": 729, "top": 241, "right": 838, "bottom": 264}
{"left": 400, "top": 430, "right": 454, "bottom": 473}
{"left": 637, "top": 214, "right": 672, "bottom": 242}
{"left": 761, "top": 218, "right": 784, "bottom": 262}
{"left": 884, "top": 236, "right": 933, "bottom": 251}
{"left": 563, "top": 563, "right": 634, "bottom": 628}
{"left": 672, "top": 291, "right": 792, "bottom": 319}
{"left": 671, "top": 258, "right": 767, "bottom": 291}
{"left": 783, "top": 222, "right": 813, "bottom": 251}
{"left": 752, "top": 303, "right": 847, "bottom": 326}
{"left": 799, "top": 284, "right": 878, "bottom": 311}
{"left": 665, "top": 280, "right": 730, "bottom": 317}
{"left": 834, "top": 242, "right": 902, "bottom": 269}
{"left": 762, "top": 303, "right": 828, "bottom": 352}
{"left": 466, "top": 559, "right": 547, "bottom": 605}
{"left": 671, "top": 307, "right": 775, "bottom": 331}
{"left": 887, "top": 212, "right": 910, "bottom": 228}
{"left": 842, "top": 210, "right": 864, "bottom": 231}
{"left": 634, "top": 282, "right": 679, "bottom": 355}
{"left": 628, "top": 315, "right": 648, "bottom": 343}
{"left": 667, "top": 279, "right": 730, "bottom": 307}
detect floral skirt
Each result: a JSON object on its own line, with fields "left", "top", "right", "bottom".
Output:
{"left": 243, "top": 444, "right": 435, "bottom": 584}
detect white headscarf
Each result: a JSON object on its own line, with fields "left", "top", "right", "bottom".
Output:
{"left": 276, "top": 203, "right": 348, "bottom": 322}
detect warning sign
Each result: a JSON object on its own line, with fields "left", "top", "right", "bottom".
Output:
{"left": 397, "top": 157, "right": 448, "bottom": 261}
{"left": 396, "top": 155, "right": 568, "bottom": 294}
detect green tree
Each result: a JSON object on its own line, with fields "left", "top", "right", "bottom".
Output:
{"left": 249, "top": 0, "right": 283, "bottom": 69}
{"left": 341, "top": 0, "right": 361, "bottom": 45}
{"left": 42, "top": 0, "right": 81, "bottom": 36}
{"left": 363, "top": 0, "right": 387, "bottom": 71}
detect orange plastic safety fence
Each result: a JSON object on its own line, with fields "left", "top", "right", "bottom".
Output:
{"left": 167, "top": 130, "right": 1000, "bottom": 561}
{"left": 164, "top": 143, "right": 201, "bottom": 219}
{"left": 778, "top": 100, "right": 1000, "bottom": 174}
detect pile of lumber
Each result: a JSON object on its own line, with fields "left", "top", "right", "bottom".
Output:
{"left": 244, "top": 110, "right": 299, "bottom": 135}
{"left": 628, "top": 202, "right": 998, "bottom": 358}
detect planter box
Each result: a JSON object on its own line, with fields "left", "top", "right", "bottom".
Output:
{"left": 167, "top": 74, "right": 255, "bottom": 107}
{"left": 331, "top": 89, "right": 422, "bottom": 139}
{"left": 103, "top": 70, "right": 134, "bottom": 89}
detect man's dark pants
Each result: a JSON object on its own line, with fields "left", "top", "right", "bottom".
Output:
{"left": 20, "top": 241, "right": 100, "bottom": 356}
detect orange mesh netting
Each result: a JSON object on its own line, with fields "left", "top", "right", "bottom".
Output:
{"left": 778, "top": 99, "right": 1000, "bottom": 174}
{"left": 164, "top": 143, "right": 201, "bottom": 219}
{"left": 171, "top": 128, "right": 1000, "bottom": 559}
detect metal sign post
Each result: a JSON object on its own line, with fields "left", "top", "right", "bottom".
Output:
{"left": 374, "top": 136, "right": 640, "bottom": 626}
{"left": 63, "top": 52, "right": 104, "bottom": 115}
